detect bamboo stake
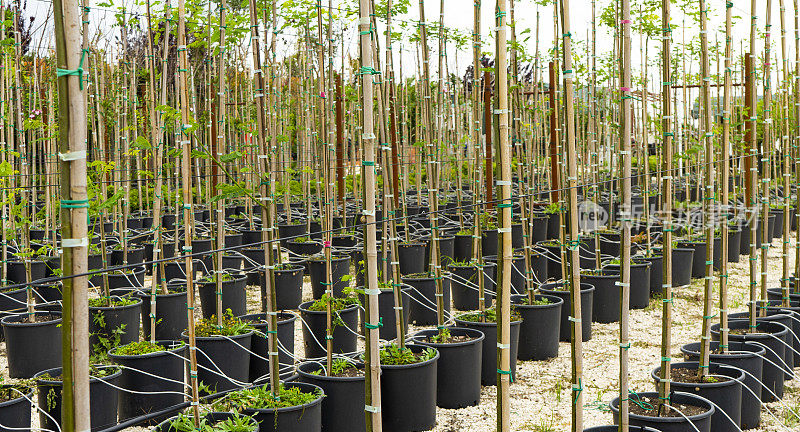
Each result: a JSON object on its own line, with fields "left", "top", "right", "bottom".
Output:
{"left": 720, "top": 0, "right": 734, "bottom": 352}
{"left": 760, "top": 0, "right": 773, "bottom": 317}
{"left": 618, "top": 0, "right": 632, "bottom": 426}
{"left": 358, "top": 0, "right": 383, "bottom": 429}
{"left": 658, "top": 0, "right": 674, "bottom": 403}
{"left": 779, "top": 0, "right": 792, "bottom": 307}
{"left": 54, "top": 0, "right": 90, "bottom": 426}
{"left": 495, "top": 0, "right": 511, "bottom": 430}
{"left": 697, "top": 0, "right": 715, "bottom": 379}
{"left": 177, "top": 0, "right": 201, "bottom": 423}
{"left": 558, "top": 1, "right": 583, "bottom": 431}
{"left": 794, "top": 0, "right": 800, "bottom": 295}
{"left": 214, "top": 0, "right": 227, "bottom": 327}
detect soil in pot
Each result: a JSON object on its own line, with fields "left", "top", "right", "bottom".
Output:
{"left": 297, "top": 360, "right": 365, "bottom": 432}
{"left": 540, "top": 282, "right": 594, "bottom": 342}
{"left": 299, "top": 298, "right": 359, "bottom": 359}
{"left": 411, "top": 327, "right": 484, "bottom": 409}
{"left": 454, "top": 308, "right": 521, "bottom": 386}
{"left": 403, "top": 274, "right": 451, "bottom": 326}
{"left": 35, "top": 365, "right": 122, "bottom": 432}
{"left": 211, "top": 381, "right": 324, "bottom": 432}
{"left": 240, "top": 312, "right": 296, "bottom": 383}
{"left": 511, "top": 294, "right": 563, "bottom": 360}
{"left": 183, "top": 314, "right": 254, "bottom": 394}
{"left": 378, "top": 344, "right": 439, "bottom": 432}
{"left": 448, "top": 262, "right": 495, "bottom": 310}
{"left": 1, "top": 312, "right": 62, "bottom": 378}
{"left": 651, "top": 362, "right": 743, "bottom": 432}
{"left": 609, "top": 391, "right": 714, "bottom": 432}
{"left": 198, "top": 273, "right": 248, "bottom": 319}
{"left": 109, "top": 340, "right": 186, "bottom": 423}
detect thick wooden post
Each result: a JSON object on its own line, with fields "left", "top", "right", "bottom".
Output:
{"left": 54, "top": 0, "right": 90, "bottom": 428}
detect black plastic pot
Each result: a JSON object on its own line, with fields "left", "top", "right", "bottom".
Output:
{"left": 545, "top": 212, "right": 560, "bottom": 239}
{"left": 0, "top": 288, "right": 27, "bottom": 326}
{"left": 610, "top": 391, "right": 714, "bottom": 432}
{"left": 529, "top": 250, "right": 549, "bottom": 284}
{"left": 583, "top": 426, "right": 660, "bottom": 432}
{"left": 88, "top": 296, "right": 143, "bottom": 351}
{"left": 35, "top": 365, "right": 122, "bottom": 432}
{"left": 2, "top": 312, "right": 62, "bottom": 378}
{"left": 603, "top": 261, "right": 651, "bottom": 309}
{"left": 308, "top": 255, "right": 351, "bottom": 299}
{"left": 727, "top": 229, "right": 741, "bottom": 263}
{"left": 110, "top": 245, "right": 146, "bottom": 266}
{"left": 380, "top": 344, "right": 438, "bottom": 432}
{"left": 183, "top": 330, "right": 253, "bottom": 394}
{"left": 583, "top": 272, "right": 621, "bottom": 323}
{"left": 299, "top": 301, "right": 359, "bottom": 359}
{"left": 634, "top": 255, "right": 662, "bottom": 297}
{"left": 240, "top": 312, "right": 296, "bottom": 383}
{"left": 403, "top": 274, "right": 450, "bottom": 326}
{"left": 411, "top": 327, "right": 484, "bottom": 409}
{"left": 530, "top": 215, "right": 549, "bottom": 243}
{"left": 681, "top": 341, "right": 765, "bottom": 429}
{"left": 711, "top": 320, "right": 787, "bottom": 402}
{"left": 357, "top": 288, "right": 410, "bottom": 341}
{"left": 540, "top": 282, "right": 594, "bottom": 342}
{"left": 107, "top": 265, "right": 146, "bottom": 289}
{"left": 671, "top": 247, "right": 695, "bottom": 287}
{"left": 538, "top": 242, "right": 564, "bottom": 280}
{"left": 770, "top": 209, "right": 784, "bottom": 239}
{"left": 138, "top": 289, "right": 188, "bottom": 341}
{"left": 397, "top": 242, "right": 427, "bottom": 275}
{"left": 297, "top": 362, "right": 365, "bottom": 432}
{"left": 34, "top": 282, "right": 62, "bottom": 303}
{"left": 511, "top": 294, "right": 563, "bottom": 360}
{"left": 448, "top": 262, "right": 495, "bottom": 310}
{"left": 485, "top": 255, "right": 526, "bottom": 295}
{"left": 108, "top": 341, "right": 186, "bottom": 423}
{"left": 277, "top": 222, "right": 308, "bottom": 246}
{"left": 273, "top": 264, "right": 304, "bottom": 310}
{"left": 0, "top": 386, "right": 32, "bottom": 432}
{"left": 242, "top": 381, "right": 323, "bottom": 432}
{"left": 198, "top": 273, "right": 248, "bottom": 319}
{"left": 728, "top": 309, "right": 796, "bottom": 374}
{"left": 5, "top": 260, "right": 46, "bottom": 284}
{"left": 453, "top": 315, "right": 520, "bottom": 386}
{"left": 286, "top": 240, "right": 322, "bottom": 256}
{"left": 453, "top": 233, "right": 473, "bottom": 262}
{"left": 651, "top": 362, "right": 743, "bottom": 432}
{"left": 678, "top": 238, "right": 721, "bottom": 278}
{"left": 480, "top": 229, "right": 498, "bottom": 257}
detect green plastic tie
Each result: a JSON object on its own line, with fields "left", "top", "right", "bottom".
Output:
{"left": 56, "top": 49, "right": 88, "bottom": 90}
{"left": 365, "top": 317, "right": 383, "bottom": 330}
{"left": 496, "top": 368, "right": 513, "bottom": 382}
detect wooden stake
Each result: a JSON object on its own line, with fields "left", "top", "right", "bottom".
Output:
{"left": 358, "top": 0, "right": 383, "bottom": 429}
{"left": 54, "top": 0, "right": 90, "bottom": 427}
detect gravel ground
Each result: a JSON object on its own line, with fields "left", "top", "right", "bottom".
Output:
{"left": 4, "top": 233, "right": 798, "bottom": 432}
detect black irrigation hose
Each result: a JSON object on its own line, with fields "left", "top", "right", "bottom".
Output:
{"left": 2, "top": 146, "right": 793, "bottom": 290}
